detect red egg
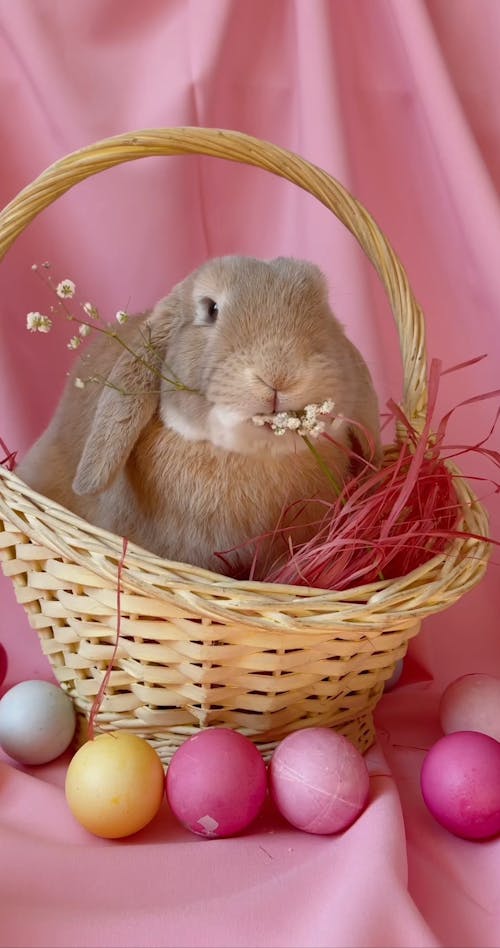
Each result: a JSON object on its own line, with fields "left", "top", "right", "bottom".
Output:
{"left": 421, "top": 731, "right": 500, "bottom": 840}
{"left": 269, "top": 727, "right": 370, "bottom": 835}
{"left": 0, "top": 644, "right": 7, "bottom": 688}
{"left": 440, "top": 674, "right": 500, "bottom": 742}
{"left": 166, "top": 728, "right": 267, "bottom": 838}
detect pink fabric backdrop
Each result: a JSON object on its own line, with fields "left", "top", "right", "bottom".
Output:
{"left": 1, "top": 1, "right": 499, "bottom": 945}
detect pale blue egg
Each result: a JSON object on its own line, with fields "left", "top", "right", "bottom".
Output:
{"left": 0, "top": 679, "right": 76, "bottom": 765}
{"left": 383, "top": 659, "right": 404, "bottom": 692}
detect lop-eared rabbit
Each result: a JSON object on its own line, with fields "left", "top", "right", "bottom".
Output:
{"left": 18, "top": 256, "right": 381, "bottom": 575}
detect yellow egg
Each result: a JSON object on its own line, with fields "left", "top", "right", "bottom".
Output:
{"left": 65, "top": 731, "right": 165, "bottom": 839}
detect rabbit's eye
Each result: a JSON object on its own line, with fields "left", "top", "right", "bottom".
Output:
{"left": 195, "top": 296, "right": 219, "bottom": 326}
{"left": 194, "top": 296, "right": 220, "bottom": 326}
{"left": 203, "top": 298, "right": 219, "bottom": 323}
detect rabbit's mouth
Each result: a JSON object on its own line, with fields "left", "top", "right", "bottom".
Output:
{"left": 204, "top": 404, "right": 313, "bottom": 456}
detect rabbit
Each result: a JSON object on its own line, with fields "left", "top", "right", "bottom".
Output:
{"left": 17, "top": 255, "right": 382, "bottom": 576}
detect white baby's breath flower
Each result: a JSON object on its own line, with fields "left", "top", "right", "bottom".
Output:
{"left": 74, "top": 377, "right": 85, "bottom": 389}
{"left": 31, "top": 263, "right": 38, "bottom": 271}
{"left": 56, "top": 279, "right": 76, "bottom": 299}
{"left": 115, "top": 310, "right": 128, "bottom": 324}
{"left": 26, "top": 312, "right": 40, "bottom": 331}
{"left": 67, "top": 336, "right": 81, "bottom": 349}
{"left": 38, "top": 316, "right": 52, "bottom": 333}
{"left": 26, "top": 312, "right": 52, "bottom": 333}
{"left": 272, "top": 412, "right": 289, "bottom": 428}
{"left": 252, "top": 398, "right": 336, "bottom": 439}
{"left": 78, "top": 323, "right": 91, "bottom": 337}
{"left": 82, "top": 302, "right": 98, "bottom": 319}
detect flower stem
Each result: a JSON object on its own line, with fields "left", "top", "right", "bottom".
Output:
{"left": 303, "top": 436, "right": 342, "bottom": 496}
{"left": 34, "top": 265, "right": 198, "bottom": 395}
{"left": 304, "top": 435, "right": 385, "bottom": 580}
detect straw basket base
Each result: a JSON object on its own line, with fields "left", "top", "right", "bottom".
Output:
{"left": 73, "top": 705, "right": 380, "bottom": 765}
{"left": 64, "top": 654, "right": 394, "bottom": 764}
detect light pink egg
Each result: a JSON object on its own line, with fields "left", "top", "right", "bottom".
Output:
{"left": 421, "top": 731, "right": 500, "bottom": 840}
{"left": 166, "top": 728, "right": 267, "bottom": 838}
{"left": 269, "top": 727, "right": 370, "bottom": 835}
{"left": 440, "top": 674, "right": 500, "bottom": 742}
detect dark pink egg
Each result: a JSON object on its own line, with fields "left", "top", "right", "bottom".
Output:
{"left": 0, "top": 644, "right": 7, "bottom": 688}
{"left": 421, "top": 731, "right": 500, "bottom": 840}
{"left": 165, "top": 728, "right": 267, "bottom": 838}
{"left": 269, "top": 727, "right": 370, "bottom": 835}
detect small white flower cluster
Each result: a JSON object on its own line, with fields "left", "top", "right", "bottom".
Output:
{"left": 83, "top": 302, "right": 99, "bottom": 319}
{"left": 252, "top": 399, "right": 336, "bottom": 438}
{"left": 56, "top": 279, "right": 76, "bottom": 299}
{"left": 26, "top": 312, "right": 52, "bottom": 333}
{"left": 26, "top": 273, "right": 130, "bottom": 357}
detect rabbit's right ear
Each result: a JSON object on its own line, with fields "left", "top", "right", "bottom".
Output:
{"left": 73, "top": 310, "right": 173, "bottom": 496}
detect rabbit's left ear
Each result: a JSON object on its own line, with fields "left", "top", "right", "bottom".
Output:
{"left": 72, "top": 363, "right": 159, "bottom": 496}
{"left": 72, "top": 307, "right": 174, "bottom": 496}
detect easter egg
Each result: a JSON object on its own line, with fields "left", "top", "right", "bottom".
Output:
{"left": 440, "top": 674, "right": 500, "bottom": 742}
{"left": 0, "top": 679, "right": 76, "bottom": 764}
{"left": 384, "top": 658, "right": 404, "bottom": 692}
{"left": 421, "top": 731, "right": 500, "bottom": 840}
{"left": 65, "top": 732, "right": 165, "bottom": 839}
{"left": 0, "top": 643, "right": 7, "bottom": 687}
{"left": 269, "top": 727, "right": 370, "bottom": 835}
{"left": 166, "top": 728, "right": 267, "bottom": 838}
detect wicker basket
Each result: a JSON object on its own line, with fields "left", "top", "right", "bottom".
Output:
{"left": 0, "top": 128, "right": 490, "bottom": 763}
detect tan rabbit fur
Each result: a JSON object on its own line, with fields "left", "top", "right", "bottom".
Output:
{"left": 17, "top": 256, "right": 381, "bottom": 575}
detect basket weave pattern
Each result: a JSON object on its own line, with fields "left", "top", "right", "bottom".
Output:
{"left": 0, "top": 128, "right": 490, "bottom": 762}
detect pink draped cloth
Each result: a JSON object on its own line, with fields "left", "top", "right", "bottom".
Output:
{"left": 1, "top": 1, "right": 499, "bottom": 945}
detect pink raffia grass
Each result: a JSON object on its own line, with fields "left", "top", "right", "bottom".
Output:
{"left": 220, "top": 358, "right": 500, "bottom": 590}
{"left": 261, "top": 453, "right": 463, "bottom": 590}
{"left": 0, "top": 438, "right": 17, "bottom": 471}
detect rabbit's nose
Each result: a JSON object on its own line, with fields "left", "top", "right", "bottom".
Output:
{"left": 255, "top": 377, "right": 283, "bottom": 411}
{"left": 256, "top": 372, "right": 292, "bottom": 395}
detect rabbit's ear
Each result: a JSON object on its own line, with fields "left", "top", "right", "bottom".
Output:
{"left": 73, "top": 313, "right": 172, "bottom": 496}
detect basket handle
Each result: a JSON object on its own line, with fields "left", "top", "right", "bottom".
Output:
{"left": 0, "top": 127, "right": 428, "bottom": 431}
